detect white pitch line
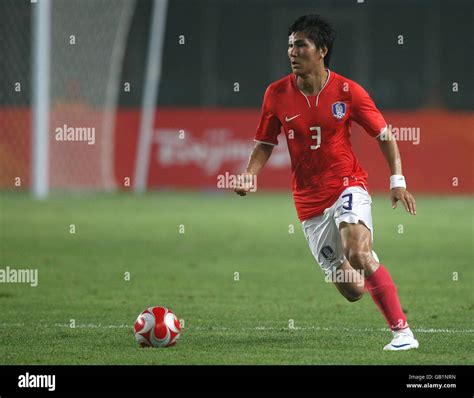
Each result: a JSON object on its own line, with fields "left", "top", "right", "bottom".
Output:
{"left": 53, "top": 323, "right": 130, "bottom": 329}
{"left": 194, "top": 325, "right": 474, "bottom": 334}
{"left": 0, "top": 323, "right": 472, "bottom": 334}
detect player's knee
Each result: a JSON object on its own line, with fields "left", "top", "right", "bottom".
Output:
{"left": 348, "top": 250, "right": 373, "bottom": 270}
{"left": 338, "top": 284, "right": 365, "bottom": 302}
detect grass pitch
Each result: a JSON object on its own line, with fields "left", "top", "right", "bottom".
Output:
{"left": 0, "top": 192, "right": 472, "bottom": 365}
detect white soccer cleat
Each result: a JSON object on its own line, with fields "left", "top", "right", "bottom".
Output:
{"left": 383, "top": 327, "right": 419, "bottom": 351}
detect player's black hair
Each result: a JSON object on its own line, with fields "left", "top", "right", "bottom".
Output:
{"left": 288, "top": 15, "right": 336, "bottom": 67}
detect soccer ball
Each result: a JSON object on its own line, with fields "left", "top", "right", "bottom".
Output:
{"left": 134, "top": 306, "right": 181, "bottom": 348}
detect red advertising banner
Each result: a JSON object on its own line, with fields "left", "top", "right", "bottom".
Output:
{"left": 1, "top": 107, "right": 472, "bottom": 194}
{"left": 114, "top": 109, "right": 291, "bottom": 191}
{"left": 115, "top": 108, "right": 474, "bottom": 194}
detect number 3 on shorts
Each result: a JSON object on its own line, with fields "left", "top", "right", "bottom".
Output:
{"left": 342, "top": 193, "right": 353, "bottom": 210}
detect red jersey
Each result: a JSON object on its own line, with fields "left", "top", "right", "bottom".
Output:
{"left": 254, "top": 70, "right": 387, "bottom": 221}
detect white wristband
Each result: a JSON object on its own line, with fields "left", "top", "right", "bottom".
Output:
{"left": 390, "top": 175, "right": 406, "bottom": 189}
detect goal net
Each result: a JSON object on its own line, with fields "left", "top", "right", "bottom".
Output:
{"left": 0, "top": 0, "right": 137, "bottom": 193}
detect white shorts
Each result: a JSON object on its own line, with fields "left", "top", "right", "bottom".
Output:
{"left": 301, "top": 186, "right": 377, "bottom": 277}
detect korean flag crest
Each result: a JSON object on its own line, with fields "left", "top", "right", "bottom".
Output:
{"left": 332, "top": 102, "right": 346, "bottom": 120}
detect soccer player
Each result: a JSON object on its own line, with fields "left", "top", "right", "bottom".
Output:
{"left": 235, "top": 15, "right": 419, "bottom": 350}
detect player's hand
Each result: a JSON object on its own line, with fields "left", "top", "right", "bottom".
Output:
{"left": 391, "top": 187, "right": 416, "bottom": 215}
{"left": 234, "top": 172, "right": 256, "bottom": 196}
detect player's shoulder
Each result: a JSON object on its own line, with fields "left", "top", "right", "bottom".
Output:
{"left": 330, "top": 70, "right": 367, "bottom": 94}
{"left": 265, "top": 74, "right": 294, "bottom": 96}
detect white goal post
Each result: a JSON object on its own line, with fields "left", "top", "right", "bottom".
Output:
{"left": 32, "top": 0, "right": 51, "bottom": 199}
{"left": 31, "top": 0, "right": 137, "bottom": 198}
{"left": 133, "top": 0, "right": 169, "bottom": 193}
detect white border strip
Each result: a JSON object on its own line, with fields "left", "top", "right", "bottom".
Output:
{"left": 315, "top": 69, "right": 331, "bottom": 107}
{"left": 375, "top": 125, "right": 388, "bottom": 139}
{"left": 254, "top": 139, "right": 276, "bottom": 146}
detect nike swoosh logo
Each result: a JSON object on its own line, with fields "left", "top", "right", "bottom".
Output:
{"left": 285, "top": 114, "right": 301, "bottom": 122}
{"left": 391, "top": 343, "right": 411, "bottom": 348}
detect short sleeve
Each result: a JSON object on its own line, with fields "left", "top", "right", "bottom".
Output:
{"left": 254, "top": 86, "right": 282, "bottom": 146}
{"left": 350, "top": 82, "right": 387, "bottom": 138}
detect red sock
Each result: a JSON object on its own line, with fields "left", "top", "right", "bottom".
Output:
{"left": 365, "top": 265, "right": 408, "bottom": 331}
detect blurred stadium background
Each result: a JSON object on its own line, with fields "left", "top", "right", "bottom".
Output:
{"left": 0, "top": 0, "right": 473, "bottom": 195}
{"left": 0, "top": 0, "right": 473, "bottom": 365}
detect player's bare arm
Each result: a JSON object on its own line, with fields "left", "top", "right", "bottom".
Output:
{"left": 377, "top": 128, "right": 417, "bottom": 215}
{"left": 234, "top": 142, "right": 273, "bottom": 196}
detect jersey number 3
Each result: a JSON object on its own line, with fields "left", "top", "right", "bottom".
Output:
{"left": 310, "top": 126, "right": 321, "bottom": 150}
